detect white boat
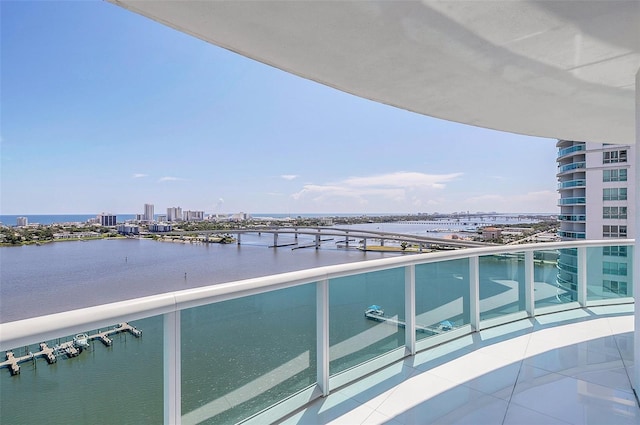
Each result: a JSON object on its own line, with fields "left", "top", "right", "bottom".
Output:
{"left": 73, "top": 333, "right": 89, "bottom": 348}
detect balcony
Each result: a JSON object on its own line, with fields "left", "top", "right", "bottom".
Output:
{"left": 558, "top": 214, "right": 587, "bottom": 222}
{"left": 557, "top": 144, "right": 586, "bottom": 158}
{"left": 0, "top": 240, "right": 635, "bottom": 424}
{"left": 558, "top": 180, "right": 586, "bottom": 190}
{"left": 558, "top": 197, "right": 586, "bottom": 206}
{"left": 557, "top": 162, "right": 586, "bottom": 174}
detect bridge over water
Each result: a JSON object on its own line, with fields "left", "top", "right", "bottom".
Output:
{"left": 152, "top": 226, "right": 493, "bottom": 250}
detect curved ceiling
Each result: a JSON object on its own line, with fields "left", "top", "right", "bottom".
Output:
{"left": 109, "top": 1, "right": 639, "bottom": 144}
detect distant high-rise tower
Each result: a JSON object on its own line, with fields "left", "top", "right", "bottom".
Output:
{"left": 167, "top": 206, "right": 183, "bottom": 222}
{"left": 98, "top": 213, "right": 117, "bottom": 226}
{"left": 143, "top": 204, "right": 154, "bottom": 223}
{"left": 16, "top": 217, "right": 28, "bottom": 226}
{"left": 556, "top": 140, "right": 635, "bottom": 299}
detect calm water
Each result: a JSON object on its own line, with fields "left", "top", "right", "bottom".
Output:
{"left": 0, "top": 223, "right": 557, "bottom": 424}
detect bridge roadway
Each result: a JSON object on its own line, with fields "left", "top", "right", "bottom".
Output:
{"left": 153, "top": 226, "right": 493, "bottom": 249}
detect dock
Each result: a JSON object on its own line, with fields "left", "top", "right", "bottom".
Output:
{"left": 364, "top": 306, "right": 454, "bottom": 336}
{"left": 1, "top": 322, "right": 142, "bottom": 376}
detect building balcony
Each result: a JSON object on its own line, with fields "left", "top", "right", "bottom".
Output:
{"left": 557, "top": 144, "right": 586, "bottom": 159}
{"left": 558, "top": 180, "right": 586, "bottom": 190}
{"left": 558, "top": 214, "right": 587, "bottom": 222}
{"left": 0, "top": 240, "right": 635, "bottom": 424}
{"left": 557, "top": 162, "right": 586, "bottom": 175}
{"left": 558, "top": 198, "right": 586, "bottom": 206}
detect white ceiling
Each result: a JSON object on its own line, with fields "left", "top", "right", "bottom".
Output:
{"left": 109, "top": 1, "right": 639, "bottom": 144}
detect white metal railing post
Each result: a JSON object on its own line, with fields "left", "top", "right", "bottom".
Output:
{"left": 164, "top": 311, "right": 181, "bottom": 425}
{"left": 405, "top": 265, "right": 416, "bottom": 356}
{"left": 469, "top": 256, "right": 480, "bottom": 331}
{"left": 317, "top": 279, "right": 329, "bottom": 396}
{"left": 634, "top": 68, "right": 639, "bottom": 394}
{"left": 525, "top": 251, "right": 535, "bottom": 316}
{"left": 577, "top": 247, "right": 587, "bottom": 307}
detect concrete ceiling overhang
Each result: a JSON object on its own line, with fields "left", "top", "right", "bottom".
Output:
{"left": 109, "top": 1, "right": 639, "bottom": 144}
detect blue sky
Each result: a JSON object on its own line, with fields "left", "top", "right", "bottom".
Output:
{"left": 1, "top": 1, "right": 559, "bottom": 216}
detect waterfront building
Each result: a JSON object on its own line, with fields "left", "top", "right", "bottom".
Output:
{"left": 182, "top": 210, "right": 204, "bottom": 222}
{"left": 557, "top": 141, "right": 636, "bottom": 299}
{"left": 117, "top": 223, "right": 139, "bottom": 235}
{"left": 167, "top": 207, "right": 182, "bottom": 222}
{"left": 143, "top": 203, "right": 155, "bottom": 223}
{"left": 16, "top": 217, "right": 27, "bottom": 227}
{"left": 97, "top": 213, "right": 117, "bottom": 227}
{"left": 557, "top": 141, "right": 636, "bottom": 240}
{"left": 149, "top": 223, "right": 172, "bottom": 232}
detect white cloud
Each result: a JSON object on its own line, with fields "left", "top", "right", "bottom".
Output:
{"left": 280, "top": 174, "right": 298, "bottom": 181}
{"left": 132, "top": 173, "right": 148, "bottom": 178}
{"left": 290, "top": 171, "right": 462, "bottom": 208}
{"left": 158, "top": 176, "right": 186, "bottom": 182}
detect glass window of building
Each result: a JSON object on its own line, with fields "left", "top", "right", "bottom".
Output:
{"left": 603, "top": 149, "right": 628, "bottom": 164}
{"left": 603, "top": 169, "right": 628, "bottom": 182}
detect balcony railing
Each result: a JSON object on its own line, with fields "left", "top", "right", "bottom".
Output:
{"left": 558, "top": 197, "right": 586, "bottom": 205}
{"left": 0, "top": 240, "right": 634, "bottom": 424}
{"left": 557, "top": 144, "right": 585, "bottom": 158}
{"left": 557, "top": 179, "right": 586, "bottom": 189}
{"left": 557, "top": 161, "right": 586, "bottom": 173}
{"left": 558, "top": 214, "right": 586, "bottom": 222}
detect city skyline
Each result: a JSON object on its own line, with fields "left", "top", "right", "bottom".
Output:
{"left": 1, "top": 0, "right": 559, "bottom": 216}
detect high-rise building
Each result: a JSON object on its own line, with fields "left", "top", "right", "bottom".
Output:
{"left": 16, "top": 217, "right": 28, "bottom": 227}
{"left": 183, "top": 210, "right": 204, "bottom": 222}
{"left": 143, "top": 204, "right": 154, "bottom": 223}
{"left": 557, "top": 141, "right": 635, "bottom": 240}
{"left": 167, "top": 207, "right": 182, "bottom": 222}
{"left": 556, "top": 140, "right": 635, "bottom": 299}
{"left": 98, "top": 213, "right": 117, "bottom": 226}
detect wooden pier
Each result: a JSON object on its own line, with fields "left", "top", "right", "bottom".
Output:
{"left": 364, "top": 308, "right": 454, "bottom": 336}
{"left": 0, "top": 322, "right": 141, "bottom": 376}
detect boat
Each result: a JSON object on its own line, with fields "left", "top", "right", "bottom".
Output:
{"left": 364, "top": 305, "right": 385, "bottom": 321}
{"left": 73, "top": 333, "right": 90, "bottom": 348}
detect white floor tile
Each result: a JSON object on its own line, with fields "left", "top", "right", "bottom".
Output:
{"left": 510, "top": 365, "right": 639, "bottom": 425}
{"left": 278, "top": 310, "right": 638, "bottom": 425}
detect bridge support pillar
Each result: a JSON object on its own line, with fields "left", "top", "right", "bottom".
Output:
{"left": 237, "top": 233, "right": 241, "bottom": 245}
{"left": 380, "top": 239, "right": 385, "bottom": 246}
{"left": 345, "top": 231, "right": 349, "bottom": 247}
{"left": 315, "top": 234, "right": 320, "bottom": 249}
{"left": 294, "top": 228, "right": 298, "bottom": 240}
{"left": 273, "top": 232, "right": 278, "bottom": 247}
{"left": 362, "top": 239, "right": 367, "bottom": 250}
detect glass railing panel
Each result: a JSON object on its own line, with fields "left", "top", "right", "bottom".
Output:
{"left": 555, "top": 248, "right": 578, "bottom": 302}
{"left": 557, "top": 144, "right": 585, "bottom": 157}
{"left": 533, "top": 250, "right": 572, "bottom": 308}
{"left": 0, "top": 317, "right": 162, "bottom": 424}
{"left": 329, "top": 268, "right": 404, "bottom": 376}
{"left": 479, "top": 253, "right": 525, "bottom": 321}
{"left": 586, "top": 246, "right": 634, "bottom": 302}
{"left": 557, "top": 162, "right": 585, "bottom": 173}
{"left": 558, "top": 179, "right": 586, "bottom": 189}
{"left": 558, "top": 197, "right": 586, "bottom": 205}
{"left": 415, "top": 259, "right": 470, "bottom": 341}
{"left": 180, "top": 284, "right": 316, "bottom": 424}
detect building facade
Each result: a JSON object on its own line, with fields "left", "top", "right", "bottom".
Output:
{"left": 143, "top": 204, "right": 154, "bottom": 223}
{"left": 167, "top": 207, "right": 183, "bottom": 222}
{"left": 556, "top": 140, "right": 635, "bottom": 299}
{"left": 98, "top": 213, "right": 117, "bottom": 226}
{"left": 183, "top": 210, "right": 204, "bottom": 222}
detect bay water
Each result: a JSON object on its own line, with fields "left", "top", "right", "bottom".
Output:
{"left": 0, "top": 223, "right": 556, "bottom": 424}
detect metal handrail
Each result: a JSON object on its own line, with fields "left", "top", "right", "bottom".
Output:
{"left": 1, "top": 239, "right": 633, "bottom": 351}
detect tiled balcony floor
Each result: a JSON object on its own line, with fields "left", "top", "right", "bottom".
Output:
{"left": 280, "top": 305, "right": 638, "bottom": 425}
